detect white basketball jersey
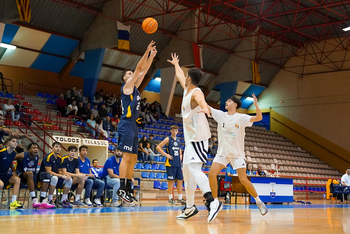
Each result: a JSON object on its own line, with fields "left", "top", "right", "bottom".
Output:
{"left": 182, "top": 87, "right": 211, "bottom": 146}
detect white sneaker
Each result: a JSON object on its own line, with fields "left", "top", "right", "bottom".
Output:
{"left": 111, "top": 201, "right": 120, "bottom": 207}
{"left": 121, "top": 201, "right": 136, "bottom": 207}
{"left": 84, "top": 198, "right": 93, "bottom": 206}
{"left": 208, "top": 200, "right": 223, "bottom": 223}
{"left": 94, "top": 198, "right": 103, "bottom": 207}
{"left": 176, "top": 205, "right": 199, "bottom": 219}
{"left": 32, "top": 198, "right": 41, "bottom": 208}
{"left": 257, "top": 201, "right": 268, "bottom": 215}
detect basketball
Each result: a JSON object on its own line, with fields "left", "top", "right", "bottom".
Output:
{"left": 142, "top": 18, "right": 158, "bottom": 34}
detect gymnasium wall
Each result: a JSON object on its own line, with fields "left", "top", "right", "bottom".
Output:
{"left": 251, "top": 69, "right": 350, "bottom": 170}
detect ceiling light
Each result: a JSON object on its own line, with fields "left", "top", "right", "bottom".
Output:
{"left": 246, "top": 97, "right": 254, "bottom": 101}
{"left": 155, "top": 77, "right": 161, "bottom": 81}
{"left": 0, "top": 43, "right": 16, "bottom": 50}
{"left": 343, "top": 26, "right": 350, "bottom": 31}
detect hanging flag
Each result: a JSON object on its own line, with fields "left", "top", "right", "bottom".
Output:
{"left": 117, "top": 21, "right": 130, "bottom": 51}
{"left": 252, "top": 60, "right": 261, "bottom": 84}
{"left": 192, "top": 43, "right": 203, "bottom": 68}
{"left": 16, "top": 0, "right": 31, "bottom": 23}
{"left": 0, "top": 23, "right": 5, "bottom": 43}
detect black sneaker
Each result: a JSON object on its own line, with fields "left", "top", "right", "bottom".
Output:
{"left": 128, "top": 191, "right": 138, "bottom": 203}
{"left": 117, "top": 189, "right": 133, "bottom": 203}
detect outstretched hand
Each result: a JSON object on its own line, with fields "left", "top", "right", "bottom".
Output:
{"left": 150, "top": 47, "right": 157, "bottom": 58}
{"left": 252, "top": 93, "right": 258, "bottom": 105}
{"left": 197, "top": 105, "right": 212, "bottom": 118}
{"left": 167, "top": 53, "right": 179, "bottom": 66}
{"left": 147, "top": 40, "right": 155, "bottom": 51}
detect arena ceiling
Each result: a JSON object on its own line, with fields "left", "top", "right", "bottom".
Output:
{"left": 2, "top": 0, "right": 350, "bottom": 101}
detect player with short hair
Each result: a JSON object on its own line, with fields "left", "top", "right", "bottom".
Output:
{"left": 15, "top": 143, "right": 41, "bottom": 208}
{"left": 78, "top": 145, "right": 105, "bottom": 207}
{"left": 116, "top": 41, "right": 157, "bottom": 203}
{"left": 37, "top": 142, "right": 73, "bottom": 208}
{"left": 60, "top": 145, "right": 87, "bottom": 207}
{"left": 167, "top": 53, "right": 222, "bottom": 222}
{"left": 0, "top": 136, "right": 23, "bottom": 209}
{"left": 156, "top": 125, "right": 185, "bottom": 205}
{"left": 207, "top": 94, "right": 268, "bottom": 216}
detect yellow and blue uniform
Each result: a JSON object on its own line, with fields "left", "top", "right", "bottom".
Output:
{"left": 61, "top": 156, "right": 79, "bottom": 173}
{"left": 37, "top": 152, "right": 63, "bottom": 185}
{"left": 117, "top": 85, "right": 141, "bottom": 154}
{"left": 165, "top": 137, "right": 183, "bottom": 181}
{"left": 17, "top": 152, "right": 39, "bottom": 183}
{"left": 0, "top": 147, "right": 16, "bottom": 186}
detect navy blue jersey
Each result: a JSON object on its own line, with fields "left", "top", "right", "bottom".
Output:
{"left": 16, "top": 152, "right": 39, "bottom": 175}
{"left": 0, "top": 148, "right": 16, "bottom": 176}
{"left": 165, "top": 137, "right": 181, "bottom": 167}
{"left": 39, "top": 152, "right": 63, "bottom": 174}
{"left": 120, "top": 85, "right": 141, "bottom": 122}
{"left": 61, "top": 156, "right": 79, "bottom": 173}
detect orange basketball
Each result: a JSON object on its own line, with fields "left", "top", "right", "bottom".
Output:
{"left": 142, "top": 18, "right": 158, "bottom": 34}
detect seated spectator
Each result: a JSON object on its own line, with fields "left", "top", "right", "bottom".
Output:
{"left": 137, "top": 142, "right": 147, "bottom": 162}
{"left": 257, "top": 164, "right": 267, "bottom": 177}
{"left": 103, "top": 116, "right": 117, "bottom": 139}
{"left": 4, "top": 99, "right": 20, "bottom": 122}
{"left": 111, "top": 114, "right": 119, "bottom": 130}
{"left": 341, "top": 168, "right": 350, "bottom": 187}
{"left": 246, "top": 163, "right": 256, "bottom": 176}
{"left": 85, "top": 103, "right": 92, "bottom": 118}
{"left": 101, "top": 152, "right": 122, "bottom": 207}
{"left": 149, "top": 103, "right": 159, "bottom": 121}
{"left": 140, "top": 136, "right": 148, "bottom": 148}
{"left": 56, "top": 93, "right": 67, "bottom": 117}
{"left": 64, "top": 89, "right": 71, "bottom": 104}
{"left": 224, "top": 164, "right": 235, "bottom": 183}
{"left": 144, "top": 142, "right": 155, "bottom": 162}
{"left": 111, "top": 93, "right": 117, "bottom": 105}
{"left": 155, "top": 101, "right": 167, "bottom": 119}
{"left": 77, "top": 102, "right": 88, "bottom": 120}
{"left": 147, "top": 134, "right": 157, "bottom": 153}
{"left": 86, "top": 114, "right": 96, "bottom": 138}
{"left": 105, "top": 97, "right": 113, "bottom": 114}
{"left": 66, "top": 100, "right": 78, "bottom": 117}
{"left": 91, "top": 159, "right": 102, "bottom": 178}
{"left": 98, "top": 104, "right": 108, "bottom": 120}
{"left": 91, "top": 104, "right": 99, "bottom": 119}
{"left": 15, "top": 99, "right": 31, "bottom": 126}
{"left": 96, "top": 118, "right": 108, "bottom": 139}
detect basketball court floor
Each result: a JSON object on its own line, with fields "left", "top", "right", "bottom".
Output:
{"left": 0, "top": 201, "right": 349, "bottom": 234}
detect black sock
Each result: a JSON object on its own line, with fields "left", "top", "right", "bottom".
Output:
{"left": 40, "top": 196, "right": 45, "bottom": 202}
{"left": 31, "top": 196, "right": 37, "bottom": 200}
{"left": 126, "top": 179, "right": 132, "bottom": 192}
{"left": 204, "top": 192, "right": 214, "bottom": 204}
{"left": 120, "top": 178, "right": 126, "bottom": 190}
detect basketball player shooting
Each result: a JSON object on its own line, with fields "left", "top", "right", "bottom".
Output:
{"left": 116, "top": 41, "right": 157, "bottom": 204}
{"left": 167, "top": 53, "right": 222, "bottom": 222}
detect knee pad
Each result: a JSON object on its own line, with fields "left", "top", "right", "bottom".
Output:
{"left": 63, "top": 178, "right": 72, "bottom": 188}
{"left": 50, "top": 176, "right": 58, "bottom": 186}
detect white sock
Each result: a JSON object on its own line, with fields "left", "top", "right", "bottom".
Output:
{"left": 215, "top": 198, "right": 218, "bottom": 201}
{"left": 169, "top": 194, "right": 173, "bottom": 199}
{"left": 75, "top": 194, "right": 81, "bottom": 201}
{"left": 48, "top": 195, "right": 53, "bottom": 201}
{"left": 41, "top": 191, "right": 47, "bottom": 198}
{"left": 61, "top": 194, "right": 68, "bottom": 201}
{"left": 11, "top": 195, "right": 17, "bottom": 203}
{"left": 178, "top": 194, "right": 182, "bottom": 200}
{"left": 183, "top": 164, "right": 197, "bottom": 208}
{"left": 254, "top": 196, "right": 261, "bottom": 203}
{"left": 30, "top": 191, "right": 36, "bottom": 198}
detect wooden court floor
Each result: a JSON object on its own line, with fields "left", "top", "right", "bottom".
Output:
{"left": 0, "top": 202, "right": 349, "bottom": 234}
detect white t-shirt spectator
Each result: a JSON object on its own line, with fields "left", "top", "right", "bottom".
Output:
{"left": 4, "top": 104, "right": 15, "bottom": 111}
{"left": 66, "top": 104, "right": 78, "bottom": 115}
{"left": 341, "top": 173, "right": 350, "bottom": 186}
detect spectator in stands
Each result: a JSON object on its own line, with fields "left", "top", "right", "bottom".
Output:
{"left": 86, "top": 114, "right": 96, "bottom": 138}
{"left": 246, "top": 163, "right": 256, "bottom": 176}
{"left": 91, "top": 104, "right": 99, "bottom": 118}
{"left": 144, "top": 103, "right": 156, "bottom": 123}
{"left": 149, "top": 103, "right": 159, "bottom": 121}
{"left": 37, "top": 141, "right": 73, "bottom": 208}
{"left": 144, "top": 142, "right": 155, "bottom": 162}
{"left": 91, "top": 159, "right": 102, "bottom": 178}
{"left": 155, "top": 101, "right": 167, "bottom": 119}
{"left": 101, "top": 152, "right": 122, "bottom": 207}
{"left": 60, "top": 146, "right": 87, "bottom": 207}
{"left": 98, "top": 104, "right": 108, "bottom": 120}
{"left": 341, "top": 168, "right": 350, "bottom": 186}
{"left": 78, "top": 145, "right": 104, "bottom": 207}
{"left": 224, "top": 164, "right": 235, "bottom": 183}
{"left": 14, "top": 99, "right": 31, "bottom": 126}
{"left": 66, "top": 100, "right": 78, "bottom": 117}
{"left": 111, "top": 93, "right": 117, "bottom": 105}
{"left": 257, "top": 164, "right": 267, "bottom": 177}
{"left": 147, "top": 134, "right": 157, "bottom": 153}
{"left": 208, "top": 137, "right": 218, "bottom": 156}
{"left": 56, "top": 93, "right": 67, "bottom": 117}
{"left": 0, "top": 115, "right": 14, "bottom": 141}
{"left": 140, "top": 136, "right": 148, "bottom": 148}
{"left": 70, "top": 87, "right": 78, "bottom": 98}
{"left": 105, "top": 97, "right": 113, "bottom": 114}
{"left": 137, "top": 142, "right": 147, "bottom": 162}
{"left": 85, "top": 103, "right": 92, "bottom": 118}
{"left": 103, "top": 116, "right": 117, "bottom": 139}
{"left": 96, "top": 118, "right": 108, "bottom": 139}
{"left": 111, "top": 114, "right": 119, "bottom": 130}
{"left": 65, "top": 89, "right": 71, "bottom": 104}
{"left": 4, "top": 99, "right": 20, "bottom": 122}
{"left": 77, "top": 102, "right": 88, "bottom": 120}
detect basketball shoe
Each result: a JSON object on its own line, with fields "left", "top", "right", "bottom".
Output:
{"left": 257, "top": 201, "right": 268, "bottom": 215}
{"left": 176, "top": 205, "right": 199, "bottom": 219}
{"left": 207, "top": 199, "right": 223, "bottom": 223}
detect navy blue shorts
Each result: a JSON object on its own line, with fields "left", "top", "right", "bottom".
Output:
{"left": 117, "top": 120, "right": 138, "bottom": 154}
{"left": 166, "top": 166, "right": 183, "bottom": 181}
{"left": 0, "top": 174, "right": 13, "bottom": 187}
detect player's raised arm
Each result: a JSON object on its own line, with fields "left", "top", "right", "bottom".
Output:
{"left": 192, "top": 90, "right": 211, "bottom": 118}
{"left": 167, "top": 53, "right": 186, "bottom": 89}
{"left": 249, "top": 93, "right": 262, "bottom": 122}
{"left": 135, "top": 46, "right": 157, "bottom": 88}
